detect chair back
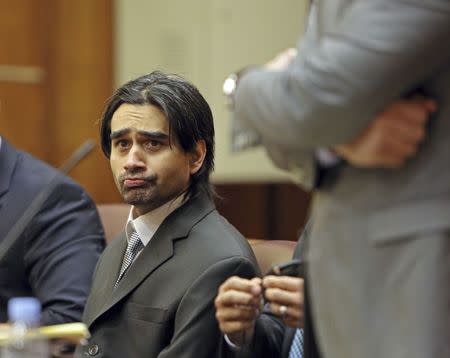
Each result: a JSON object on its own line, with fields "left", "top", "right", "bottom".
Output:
{"left": 97, "top": 203, "right": 130, "bottom": 244}
{"left": 247, "top": 239, "right": 296, "bottom": 274}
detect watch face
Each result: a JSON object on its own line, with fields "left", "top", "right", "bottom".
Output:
{"left": 222, "top": 74, "right": 237, "bottom": 96}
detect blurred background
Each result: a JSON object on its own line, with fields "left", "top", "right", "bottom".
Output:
{"left": 0, "top": 0, "right": 311, "bottom": 241}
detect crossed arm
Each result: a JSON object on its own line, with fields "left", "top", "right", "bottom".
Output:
{"left": 234, "top": 1, "right": 450, "bottom": 151}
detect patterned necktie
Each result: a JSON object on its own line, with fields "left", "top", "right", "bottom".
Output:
{"left": 289, "top": 328, "right": 304, "bottom": 358}
{"left": 114, "top": 231, "right": 144, "bottom": 288}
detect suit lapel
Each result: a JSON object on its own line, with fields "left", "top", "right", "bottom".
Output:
{"left": 86, "top": 192, "right": 215, "bottom": 327}
{"left": 84, "top": 233, "right": 127, "bottom": 323}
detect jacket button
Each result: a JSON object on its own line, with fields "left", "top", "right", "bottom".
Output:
{"left": 88, "top": 344, "right": 99, "bottom": 356}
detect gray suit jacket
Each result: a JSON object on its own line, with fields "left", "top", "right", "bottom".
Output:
{"left": 82, "top": 192, "right": 259, "bottom": 358}
{"left": 232, "top": 1, "right": 450, "bottom": 357}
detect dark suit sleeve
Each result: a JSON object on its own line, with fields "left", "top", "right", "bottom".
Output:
{"left": 241, "top": 310, "right": 285, "bottom": 358}
{"left": 23, "top": 177, "right": 105, "bottom": 325}
{"left": 157, "top": 256, "right": 257, "bottom": 358}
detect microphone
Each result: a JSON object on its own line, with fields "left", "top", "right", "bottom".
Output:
{"left": 0, "top": 139, "right": 96, "bottom": 262}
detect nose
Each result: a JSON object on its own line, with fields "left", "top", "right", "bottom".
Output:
{"left": 124, "top": 145, "right": 145, "bottom": 171}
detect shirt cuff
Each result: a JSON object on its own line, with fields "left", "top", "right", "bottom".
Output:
{"left": 224, "top": 334, "right": 241, "bottom": 351}
{"left": 315, "top": 148, "right": 340, "bottom": 168}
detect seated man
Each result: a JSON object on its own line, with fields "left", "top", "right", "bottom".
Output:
{"left": 0, "top": 136, "right": 105, "bottom": 325}
{"left": 81, "top": 71, "right": 258, "bottom": 358}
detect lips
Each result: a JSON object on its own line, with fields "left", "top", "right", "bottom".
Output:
{"left": 123, "top": 178, "right": 148, "bottom": 188}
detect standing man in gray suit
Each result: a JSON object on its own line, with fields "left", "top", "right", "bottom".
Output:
{"left": 222, "top": 1, "right": 450, "bottom": 357}
{"left": 81, "top": 71, "right": 258, "bottom": 358}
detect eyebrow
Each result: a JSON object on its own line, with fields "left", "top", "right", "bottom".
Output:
{"left": 110, "top": 128, "right": 170, "bottom": 141}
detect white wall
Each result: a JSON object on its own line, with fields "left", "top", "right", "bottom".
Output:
{"left": 115, "top": 0, "right": 308, "bottom": 182}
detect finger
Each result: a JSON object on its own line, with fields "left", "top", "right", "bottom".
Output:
{"left": 218, "top": 320, "right": 255, "bottom": 335}
{"left": 269, "top": 302, "right": 303, "bottom": 324}
{"left": 218, "top": 276, "right": 261, "bottom": 296}
{"left": 265, "top": 287, "right": 303, "bottom": 308}
{"left": 263, "top": 275, "right": 303, "bottom": 292}
{"left": 215, "top": 289, "right": 261, "bottom": 309}
{"left": 397, "top": 104, "right": 431, "bottom": 126}
{"left": 387, "top": 99, "right": 435, "bottom": 125}
{"left": 405, "top": 96, "right": 437, "bottom": 113}
{"left": 250, "top": 277, "right": 263, "bottom": 285}
{"left": 379, "top": 119, "right": 426, "bottom": 146}
{"left": 359, "top": 121, "right": 420, "bottom": 166}
{"left": 376, "top": 134, "right": 420, "bottom": 167}
{"left": 216, "top": 306, "right": 259, "bottom": 323}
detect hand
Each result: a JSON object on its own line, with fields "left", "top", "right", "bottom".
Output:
{"left": 264, "top": 48, "right": 297, "bottom": 71}
{"left": 335, "top": 98, "right": 437, "bottom": 168}
{"left": 263, "top": 275, "right": 304, "bottom": 328}
{"left": 215, "top": 276, "right": 262, "bottom": 346}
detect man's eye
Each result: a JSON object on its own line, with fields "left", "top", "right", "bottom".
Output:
{"left": 147, "top": 140, "right": 161, "bottom": 149}
{"left": 114, "top": 140, "right": 129, "bottom": 149}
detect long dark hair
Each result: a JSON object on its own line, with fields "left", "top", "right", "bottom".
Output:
{"left": 100, "top": 71, "right": 215, "bottom": 198}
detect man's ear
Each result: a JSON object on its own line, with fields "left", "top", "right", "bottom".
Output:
{"left": 189, "top": 140, "right": 206, "bottom": 175}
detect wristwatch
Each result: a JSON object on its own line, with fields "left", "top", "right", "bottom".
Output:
{"left": 222, "top": 73, "right": 239, "bottom": 109}
{"left": 222, "top": 66, "right": 257, "bottom": 109}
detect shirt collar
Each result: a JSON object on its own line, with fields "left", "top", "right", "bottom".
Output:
{"left": 125, "top": 194, "right": 186, "bottom": 246}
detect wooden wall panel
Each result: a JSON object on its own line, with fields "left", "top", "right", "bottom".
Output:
{"left": 0, "top": 0, "right": 49, "bottom": 158}
{"left": 45, "top": 0, "right": 119, "bottom": 202}
{"left": 271, "top": 184, "right": 311, "bottom": 240}
{"left": 0, "top": 0, "right": 119, "bottom": 202}
{"left": 215, "top": 183, "right": 271, "bottom": 240}
{"left": 0, "top": 1, "right": 46, "bottom": 64}
{"left": 215, "top": 183, "right": 311, "bottom": 241}
{"left": 0, "top": 84, "right": 47, "bottom": 158}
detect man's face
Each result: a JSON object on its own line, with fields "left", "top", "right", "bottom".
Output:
{"left": 110, "top": 103, "right": 194, "bottom": 216}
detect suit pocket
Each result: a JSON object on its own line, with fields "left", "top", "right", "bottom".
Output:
{"left": 126, "top": 302, "right": 168, "bottom": 323}
{"left": 368, "top": 199, "right": 450, "bottom": 246}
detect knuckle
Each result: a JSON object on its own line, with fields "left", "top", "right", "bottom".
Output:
{"left": 214, "top": 297, "right": 220, "bottom": 308}
{"left": 245, "top": 295, "right": 254, "bottom": 305}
